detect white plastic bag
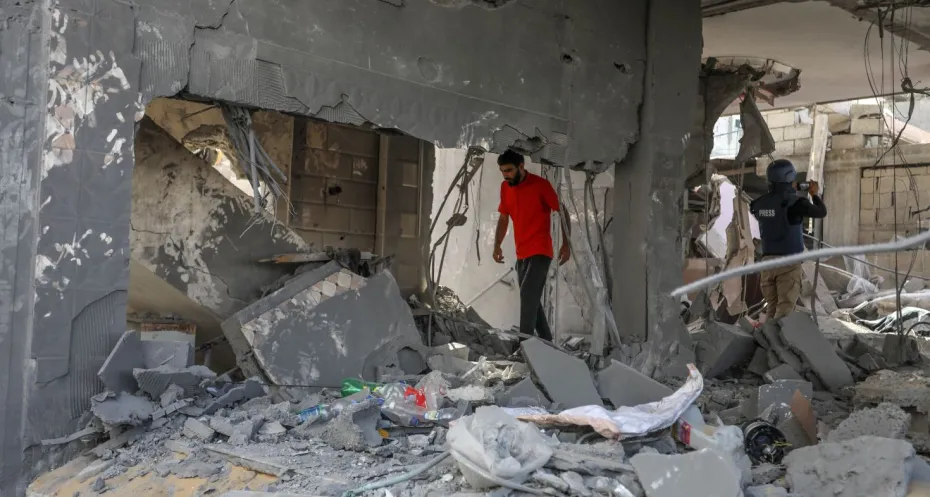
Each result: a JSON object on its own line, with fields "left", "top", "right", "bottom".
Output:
{"left": 447, "top": 406, "right": 554, "bottom": 489}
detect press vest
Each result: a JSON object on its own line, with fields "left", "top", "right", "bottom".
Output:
{"left": 750, "top": 191, "right": 805, "bottom": 256}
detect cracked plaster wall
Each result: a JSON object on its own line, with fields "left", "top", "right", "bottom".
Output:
{"left": 0, "top": 0, "right": 650, "bottom": 493}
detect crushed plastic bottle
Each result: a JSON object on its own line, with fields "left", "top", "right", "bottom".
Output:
{"left": 381, "top": 400, "right": 430, "bottom": 427}
{"left": 297, "top": 388, "right": 381, "bottom": 423}
{"left": 376, "top": 382, "right": 426, "bottom": 408}
{"left": 423, "top": 407, "right": 460, "bottom": 424}
{"left": 341, "top": 378, "right": 381, "bottom": 397}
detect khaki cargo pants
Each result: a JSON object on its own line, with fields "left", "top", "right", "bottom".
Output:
{"left": 760, "top": 255, "right": 802, "bottom": 321}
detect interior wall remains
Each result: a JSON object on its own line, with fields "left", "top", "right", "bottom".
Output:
{"left": 431, "top": 151, "right": 613, "bottom": 338}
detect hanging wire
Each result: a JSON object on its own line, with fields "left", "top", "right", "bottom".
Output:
{"left": 219, "top": 103, "right": 292, "bottom": 217}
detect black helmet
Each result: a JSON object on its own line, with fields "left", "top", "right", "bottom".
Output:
{"left": 766, "top": 159, "right": 797, "bottom": 184}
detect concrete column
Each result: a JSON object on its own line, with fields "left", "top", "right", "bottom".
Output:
{"left": 613, "top": 0, "right": 702, "bottom": 376}
{"left": 0, "top": 5, "right": 47, "bottom": 494}
{"left": 0, "top": 2, "right": 147, "bottom": 493}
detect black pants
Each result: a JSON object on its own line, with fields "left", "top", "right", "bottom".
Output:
{"left": 516, "top": 255, "right": 552, "bottom": 341}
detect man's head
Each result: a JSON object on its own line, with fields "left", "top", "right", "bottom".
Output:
{"left": 766, "top": 159, "right": 797, "bottom": 186}
{"left": 498, "top": 149, "right": 526, "bottom": 186}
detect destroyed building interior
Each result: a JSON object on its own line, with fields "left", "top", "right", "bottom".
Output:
{"left": 11, "top": 0, "right": 930, "bottom": 496}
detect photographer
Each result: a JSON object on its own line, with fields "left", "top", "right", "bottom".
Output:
{"left": 749, "top": 159, "right": 827, "bottom": 324}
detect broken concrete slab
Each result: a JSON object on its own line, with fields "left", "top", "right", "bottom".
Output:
{"left": 133, "top": 364, "right": 216, "bottom": 398}
{"left": 785, "top": 436, "right": 916, "bottom": 497}
{"left": 745, "top": 485, "right": 791, "bottom": 497}
{"left": 140, "top": 336, "right": 194, "bottom": 369}
{"left": 596, "top": 359, "right": 673, "bottom": 408}
{"left": 778, "top": 312, "right": 853, "bottom": 391}
{"left": 631, "top": 448, "right": 743, "bottom": 497}
{"left": 431, "top": 342, "right": 471, "bottom": 360}
{"left": 764, "top": 364, "right": 803, "bottom": 383}
{"left": 522, "top": 338, "right": 602, "bottom": 409}
{"left": 694, "top": 321, "right": 757, "bottom": 378}
{"left": 319, "top": 399, "right": 382, "bottom": 451}
{"left": 748, "top": 348, "right": 771, "bottom": 377}
{"left": 546, "top": 443, "right": 630, "bottom": 475}
{"left": 760, "top": 321, "right": 806, "bottom": 373}
{"left": 427, "top": 354, "right": 475, "bottom": 376}
{"left": 205, "top": 444, "right": 293, "bottom": 477}
{"left": 883, "top": 334, "right": 922, "bottom": 366}
{"left": 855, "top": 370, "right": 930, "bottom": 413}
{"left": 97, "top": 330, "right": 144, "bottom": 393}
{"left": 745, "top": 380, "right": 813, "bottom": 419}
{"left": 495, "top": 378, "right": 550, "bottom": 408}
{"left": 90, "top": 391, "right": 156, "bottom": 427}
{"left": 204, "top": 378, "right": 266, "bottom": 415}
{"left": 183, "top": 418, "right": 216, "bottom": 441}
{"left": 827, "top": 402, "right": 911, "bottom": 443}
{"left": 159, "top": 384, "right": 186, "bottom": 408}
{"left": 226, "top": 267, "right": 427, "bottom": 391}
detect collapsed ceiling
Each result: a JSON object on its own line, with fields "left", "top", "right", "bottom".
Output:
{"left": 704, "top": 1, "right": 930, "bottom": 110}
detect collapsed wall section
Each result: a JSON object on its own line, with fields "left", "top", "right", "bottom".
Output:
{"left": 131, "top": 117, "right": 307, "bottom": 319}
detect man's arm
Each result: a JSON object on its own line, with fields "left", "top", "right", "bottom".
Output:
{"left": 558, "top": 202, "right": 570, "bottom": 246}
{"left": 791, "top": 195, "right": 827, "bottom": 219}
{"left": 494, "top": 214, "right": 509, "bottom": 249}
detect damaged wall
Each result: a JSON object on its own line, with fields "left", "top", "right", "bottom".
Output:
{"left": 131, "top": 117, "right": 309, "bottom": 320}
{"left": 146, "top": 98, "right": 433, "bottom": 294}
{"left": 431, "top": 151, "right": 614, "bottom": 337}
{"left": 0, "top": 0, "right": 658, "bottom": 493}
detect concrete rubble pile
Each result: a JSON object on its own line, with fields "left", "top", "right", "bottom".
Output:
{"left": 31, "top": 262, "right": 930, "bottom": 496}
{"left": 409, "top": 285, "right": 523, "bottom": 359}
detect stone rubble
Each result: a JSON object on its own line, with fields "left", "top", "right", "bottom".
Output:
{"left": 30, "top": 269, "right": 930, "bottom": 497}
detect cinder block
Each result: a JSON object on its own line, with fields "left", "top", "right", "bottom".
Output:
{"left": 850, "top": 104, "right": 882, "bottom": 120}
{"left": 851, "top": 117, "right": 885, "bottom": 135}
{"left": 774, "top": 140, "right": 795, "bottom": 157}
{"left": 915, "top": 175, "right": 930, "bottom": 192}
{"left": 349, "top": 208, "right": 376, "bottom": 234}
{"left": 878, "top": 176, "right": 897, "bottom": 193}
{"left": 794, "top": 138, "right": 814, "bottom": 154}
{"left": 597, "top": 360, "right": 673, "bottom": 408}
{"left": 296, "top": 204, "right": 352, "bottom": 231}
{"left": 831, "top": 133, "right": 868, "bottom": 150}
{"left": 877, "top": 207, "right": 896, "bottom": 224}
{"left": 828, "top": 113, "right": 851, "bottom": 133}
{"left": 783, "top": 124, "right": 813, "bottom": 140}
{"left": 765, "top": 110, "right": 797, "bottom": 129}
{"left": 860, "top": 177, "right": 876, "bottom": 193}
{"left": 768, "top": 127, "right": 785, "bottom": 142}
{"left": 863, "top": 169, "right": 877, "bottom": 178}
{"left": 877, "top": 193, "right": 893, "bottom": 209}
{"left": 860, "top": 193, "right": 875, "bottom": 209}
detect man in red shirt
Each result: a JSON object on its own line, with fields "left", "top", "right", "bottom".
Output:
{"left": 492, "top": 150, "right": 570, "bottom": 341}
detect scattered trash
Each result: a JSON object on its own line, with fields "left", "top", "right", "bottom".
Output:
{"left": 28, "top": 266, "right": 930, "bottom": 497}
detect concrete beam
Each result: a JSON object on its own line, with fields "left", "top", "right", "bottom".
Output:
{"left": 760, "top": 142, "right": 930, "bottom": 175}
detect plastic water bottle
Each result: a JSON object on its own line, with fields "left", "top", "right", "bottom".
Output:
{"left": 297, "top": 403, "right": 336, "bottom": 423}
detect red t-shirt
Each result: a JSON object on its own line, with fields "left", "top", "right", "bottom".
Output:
{"left": 498, "top": 172, "right": 560, "bottom": 260}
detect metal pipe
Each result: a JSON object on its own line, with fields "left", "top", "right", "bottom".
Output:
{"left": 671, "top": 228, "right": 930, "bottom": 298}
{"left": 463, "top": 268, "right": 514, "bottom": 307}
